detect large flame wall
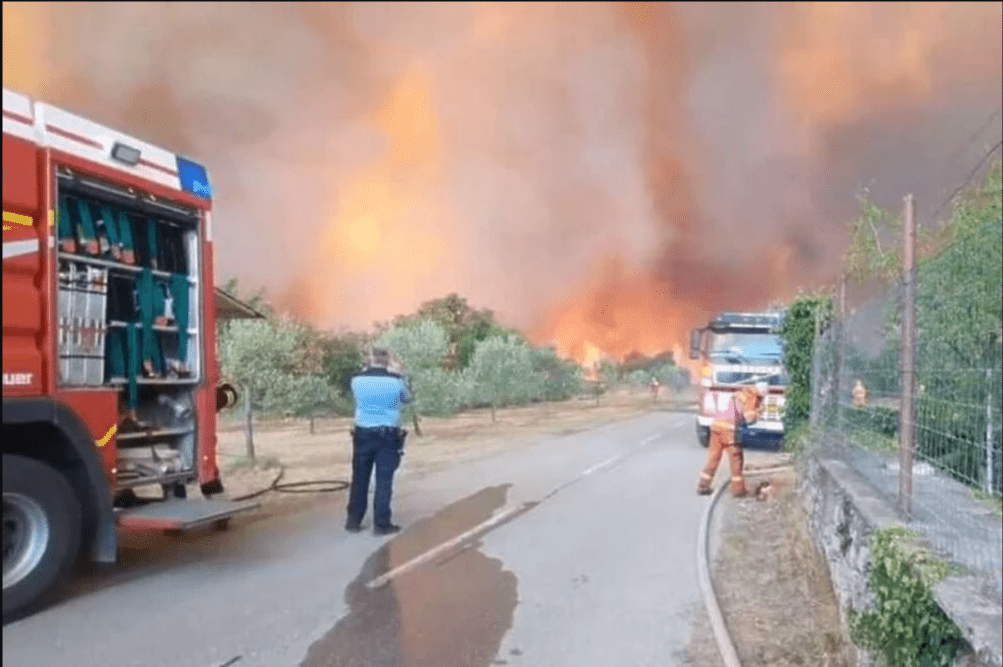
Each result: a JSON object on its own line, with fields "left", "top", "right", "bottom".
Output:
{"left": 5, "top": 2, "right": 1001, "bottom": 362}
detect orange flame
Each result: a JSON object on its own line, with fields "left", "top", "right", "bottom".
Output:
{"left": 300, "top": 69, "right": 453, "bottom": 325}
{"left": 4, "top": 2, "right": 1000, "bottom": 369}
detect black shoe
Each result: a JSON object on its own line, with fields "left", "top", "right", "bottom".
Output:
{"left": 373, "top": 523, "right": 401, "bottom": 536}
{"left": 345, "top": 520, "right": 363, "bottom": 533}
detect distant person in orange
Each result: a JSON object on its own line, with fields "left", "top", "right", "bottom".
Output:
{"left": 696, "top": 382, "right": 767, "bottom": 498}
{"left": 852, "top": 379, "right": 867, "bottom": 408}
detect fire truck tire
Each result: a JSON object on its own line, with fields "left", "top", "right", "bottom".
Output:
{"left": 697, "top": 425, "right": 710, "bottom": 448}
{"left": 2, "top": 454, "right": 83, "bottom": 623}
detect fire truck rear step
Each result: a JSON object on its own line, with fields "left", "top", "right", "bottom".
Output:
{"left": 116, "top": 498, "right": 259, "bottom": 531}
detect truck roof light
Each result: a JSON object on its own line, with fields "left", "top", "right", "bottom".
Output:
{"left": 110, "top": 142, "right": 141, "bottom": 166}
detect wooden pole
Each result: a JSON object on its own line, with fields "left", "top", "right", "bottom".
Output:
{"left": 244, "top": 386, "right": 256, "bottom": 462}
{"left": 898, "top": 194, "right": 917, "bottom": 521}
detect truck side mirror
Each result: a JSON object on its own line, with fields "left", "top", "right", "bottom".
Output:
{"left": 689, "top": 329, "right": 702, "bottom": 360}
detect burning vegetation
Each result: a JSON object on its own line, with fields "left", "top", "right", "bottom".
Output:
{"left": 3, "top": 2, "right": 1001, "bottom": 364}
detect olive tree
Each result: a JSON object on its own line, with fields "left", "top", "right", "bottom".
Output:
{"left": 469, "top": 335, "right": 545, "bottom": 421}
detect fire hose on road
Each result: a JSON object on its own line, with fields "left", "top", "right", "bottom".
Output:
{"left": 216, "top": 386, "right": 350, "bottom": 501}
{"left": 697, "top": 464, "right": 795, "bottom": 667}
{"left": 231, "top": 466, "right": 349, "bottom": 502}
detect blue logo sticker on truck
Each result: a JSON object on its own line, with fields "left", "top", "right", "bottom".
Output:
{"left": 176, "top": 156, "right": 212, "bottom": 200}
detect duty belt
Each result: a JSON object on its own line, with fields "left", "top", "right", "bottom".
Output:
{"left": 352, "top": 426, "right": 406, "bottom": 438}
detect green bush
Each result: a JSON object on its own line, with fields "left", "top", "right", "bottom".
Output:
{"left": 627, "top": 369, "right": 650, "bottom": 388}
{"left": 530, "top": 346, "right": 587, "bottom": 401}
{"left": 849, "top": 527, "right": 965, "bottom": 667}
{"left": 411, "top": 367, "right": 467, "bottom": 417}
{"left": 783, "top": 422, "right": 812, "bottom": 458}
{"left": 779, "top": 293, "right": 834, "bottom": 433}
{"left": 844, "top": 405, "right": 899, "bottom": 439}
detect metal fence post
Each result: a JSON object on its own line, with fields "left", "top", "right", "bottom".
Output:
{"left": 835, "top": 272, "right": 846, "bottom": 431}
{"left": 898, "top": 194, "right": 918, "bottom": 520}
{"left": 988, "top": 367, "right": 994, "bottom": 494}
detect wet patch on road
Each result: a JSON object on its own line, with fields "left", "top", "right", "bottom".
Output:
{"left": 300, "top": 485, "right": 523, "bottom": 667}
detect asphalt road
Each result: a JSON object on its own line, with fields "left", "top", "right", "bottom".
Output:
{"left": 4, "top": 410, "right": 735, "bottom": 667}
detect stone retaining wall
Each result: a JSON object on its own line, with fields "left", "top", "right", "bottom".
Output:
{"left": 801, "top": 456, "right": 1002, "bottom": 667}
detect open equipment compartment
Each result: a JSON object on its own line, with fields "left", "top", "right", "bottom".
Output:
{"left": 54, "top": 165, "right": 204, "bottom": 498}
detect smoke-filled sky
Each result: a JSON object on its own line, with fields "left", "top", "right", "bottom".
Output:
{"left": 4, "top": 2, "right": 1001, "bottom": 362}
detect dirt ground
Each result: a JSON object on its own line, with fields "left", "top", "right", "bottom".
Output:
{"left": 215, "top": 388, "right": 695, "bottom": 514}
{"left": 683, "top": 464, "right": 858, "bottom": 667}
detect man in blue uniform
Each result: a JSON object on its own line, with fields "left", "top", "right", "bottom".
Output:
{"left": 345, "top": 348, "right": 413, "bottom": 535}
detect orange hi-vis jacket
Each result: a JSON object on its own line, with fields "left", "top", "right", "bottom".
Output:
{"left": 709, "top": 386, "right": 764, "bottom": 446}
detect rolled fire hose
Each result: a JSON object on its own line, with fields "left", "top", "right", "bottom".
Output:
{"left": 216, "top": 383, "right": 239, "bottom": 411}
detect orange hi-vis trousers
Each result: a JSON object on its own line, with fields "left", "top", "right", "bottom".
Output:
{"left": 697, "top": 420, "right": 748, "bottom": 497}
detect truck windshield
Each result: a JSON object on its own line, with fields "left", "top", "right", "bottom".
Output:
{"left": 708, "top": 332, "right": 782, "bottom": 361}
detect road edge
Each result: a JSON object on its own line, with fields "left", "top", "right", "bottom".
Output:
{"left": 697, "top": 478, "right": 742, "bottom": 667}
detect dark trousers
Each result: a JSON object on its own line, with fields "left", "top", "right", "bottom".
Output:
{"left": 346, "top": 427, "right": 405, "bottom": 527}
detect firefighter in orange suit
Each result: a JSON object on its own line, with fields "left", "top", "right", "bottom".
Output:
{"left": 696, "top": 382, "right": 767, "bottom": 497}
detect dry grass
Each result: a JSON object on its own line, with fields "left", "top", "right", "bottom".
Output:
{"left": 684, "top": 467, "right": 857, "bottom": 667}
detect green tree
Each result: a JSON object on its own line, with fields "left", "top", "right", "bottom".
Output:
{"left": 393, "top": 293, "right": 509, "bottom": 369}
{"left": 652, "top": 363, "right": 690, "bottom": 392}
{"left": 409, "top": 367, "right": 469, "bottom": 417}
{"left": 218, "top": 318, "right": 305, "bottom": 459}
{"left": 844, "top": 189, "right": 904, "bottom": 285}
{"left": 914, "top": 164, "right": 1002, "bottom": 368}
{"left": 912, "top": 165, "right": 1002, "bottom": 492}
{"left": 530, "top": 345, "right": 586, "bottom": 401}
{"left": 376, "top": 319, "right": 452, "bottom": 429}
{"left": 283, "top": 318, "right": 327, "bottom": 375}
{"left": 627, "top": 369, "right": 650, "bottom": 391}
{"left": 376, "top": 319, "right": 450, "bottom": 372}
{"left": 843, "top": 163, "right": 1002, "bottom": 492}
{"left": 261, "top": 373, "right": 338, "bottom": 434}
{"left": 599, "top": 360, "right": 619, "bottom": 390}
{"left": 319, "top": 332, "right": 367, "bottom": 398}
{"left": 469, "top": 335, "right": 545, "bottom": 421}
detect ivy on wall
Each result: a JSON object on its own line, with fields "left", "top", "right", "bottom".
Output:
{"left": 778, "top": 292, "right": 834, "bottom": 437}
{"left": 849, "top": 526, "right": 966, "bottom": 667}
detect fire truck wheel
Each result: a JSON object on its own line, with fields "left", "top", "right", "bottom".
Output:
{"left": 2, "top": 454, "right": 83, "bottom": 623}
{"left": 697, "top": 425, "right": 710, "bottom": 448}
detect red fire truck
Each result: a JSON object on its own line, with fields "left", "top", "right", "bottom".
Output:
{"left": 3, "top": 87, "right": 258, "bottom": 621}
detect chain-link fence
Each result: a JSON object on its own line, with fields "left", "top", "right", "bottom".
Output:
{"left": 810, "top": 214, "right": 1003, "bottom": 598}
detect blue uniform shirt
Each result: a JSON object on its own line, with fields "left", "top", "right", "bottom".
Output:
{"left": 350, "top": 368, "right": 413, "bottom": 428}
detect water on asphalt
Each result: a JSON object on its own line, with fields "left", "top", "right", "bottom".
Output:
{"left": 4, "top": 412, "right": 725, "bottom": 667}
{"left": 301, "top": 485, "right": 523, "bottom": 667}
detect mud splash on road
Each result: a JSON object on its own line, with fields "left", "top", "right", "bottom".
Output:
{"left": 300, "top": 485, "right": 521, "bottom": 667}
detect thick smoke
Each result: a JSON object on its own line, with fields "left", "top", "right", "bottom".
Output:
{"left": 4, "top": 2, "right": 1001, "bottom": 360}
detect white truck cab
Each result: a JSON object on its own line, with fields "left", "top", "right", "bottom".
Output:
{"left": 689, "top": 312, "right": 787, "bottom": 448}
